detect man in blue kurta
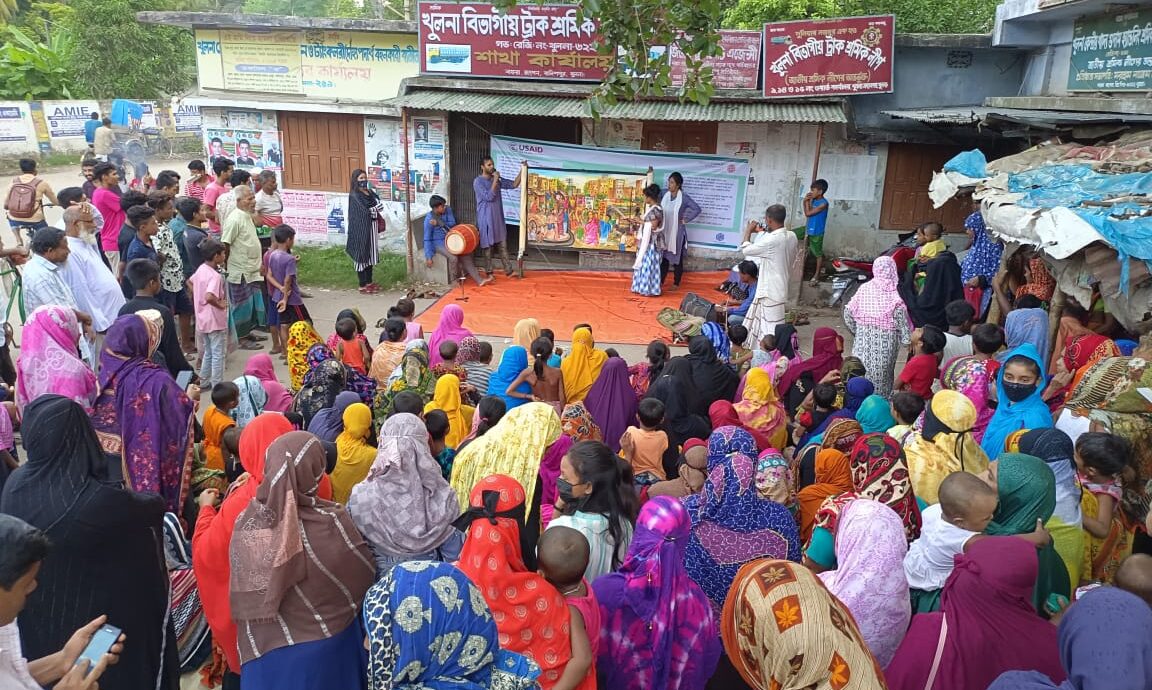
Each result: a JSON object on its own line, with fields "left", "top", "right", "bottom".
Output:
{"left": 473, "top": 156, "right": 522, "bottom": 277}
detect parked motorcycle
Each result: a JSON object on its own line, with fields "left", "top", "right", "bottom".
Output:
{"left": 827, "top": 232, "right": 918, "bottom": 307}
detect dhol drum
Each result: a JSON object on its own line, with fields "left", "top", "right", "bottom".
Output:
{"left": 445, "top": 224, "right": 480, "bottom": 256}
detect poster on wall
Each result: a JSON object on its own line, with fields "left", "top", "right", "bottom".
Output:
{"left": 204, "top": 128, "right": 282, "bottom": 170}
{"left": 523, "top": 168, "right": 649, "bottom": 251}
{"left": 762, "top": 15, "right": 894, "bottom": 98}
{"left": 43, "top": 101, "right": 101, "bottom": 139}
{"left": 173, "top": 104, "right": 203, "bottom": 133}
{"left": 491, "top": 135, "right": 751, "bottom": 250}
{"left": 281, "top": 190, "right": 332, "bottom": 243}
{"left": 0, "top": 106, "right": 28, "bottom": 142}
{"left": 1068, "top": 8, "right": 1152, "bottom": 91}
{"left": 220, "top": 30, "right": 303, "bottom": 94}
{"left": 669, "top": 31, "right": 762, "bottom": 89}
{"left": 363, "top": 116, "right": 446, "bottom": 211}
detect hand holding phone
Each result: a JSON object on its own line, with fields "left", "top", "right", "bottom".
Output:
{"left": 77, "top": 623, "right": 121, "bottom": 667}
{"left": 175, "top": 370, "right": 194, "bottom": 392}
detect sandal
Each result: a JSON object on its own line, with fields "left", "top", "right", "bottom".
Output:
{"left": 240, "top": 341, "right": 263, "bottom": 350}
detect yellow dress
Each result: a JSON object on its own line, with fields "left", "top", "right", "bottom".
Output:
{"left": 331, "top": 403, "right": 378, "bottom": 504}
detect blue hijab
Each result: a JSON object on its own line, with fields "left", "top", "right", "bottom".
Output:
{"left": 981, "top": 343, "right": 1053, "bottom": 458}
{"left": 1003, "top": 307, "right": 1049, "bottom": 366}
{"left": 702, "top": 322, "right": 731, "bottom": 363}
{"left": 487, "top": 346, "right": 531, "bottom": 410}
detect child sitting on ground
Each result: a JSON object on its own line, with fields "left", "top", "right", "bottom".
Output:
{"left": 1076, "top": 432, "right": 1138, "bottom": 583}
{"left": 537, "top": 526, "right": 597, "bottom": 690}
{"left": 203, "top": 382, "right": 239, "bottom": 472}
{"left": 335, "top": 317, "right": 372, "bottom": 375}
{"left": 395, "top": 298, "right": 423, "bottom": 342}
{"left": 430, "top": 340, "right": 469, "bottom": 382}
{"left": 461, "top": 340, "right": 494, "bottom": 393}
{"left": 620, "top": 398, "right": 669, "bottom": 486}
{"left": 898, "top": 325, "right": 945, "bottom": 399}
{"left": 905, "top": 472, "right": 999, "bottom": 596}
{"left": 889, "top": 391, "right": 926, "bottom": 445}
{"left": 941, "top": 299, "right": 976, "bottom": 366}
{"left": 728, "top": 324, "right": 753, "bottom": 376}
{"left": 425, "top": 409, "right": 455, "bottom": 479}
{"left": 794, "top": 383, "right": 838, "bottom": 446}
{"left": 541, "top": 327, "right": 563, "bottom": 364}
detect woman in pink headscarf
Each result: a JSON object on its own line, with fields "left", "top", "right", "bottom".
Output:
{"left": 427, "top": 304, "right": 472, "bottom": 367}
{"left": 842, "top": 255, "right": 912, "bottom": 397}
{"left": 243, "top": 353, "right": 294, "bottom": 412}
{"left": 16, "top": 305, "right": 99, "bottom": 412}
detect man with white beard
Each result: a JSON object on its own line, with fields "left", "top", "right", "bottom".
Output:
{"left": 58, "top": 189, "right": 125, "bottom": 361}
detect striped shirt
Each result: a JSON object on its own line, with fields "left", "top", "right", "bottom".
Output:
{"left": 462, "top": 363, "right": 492, "bottom": 396}
{"left": 547, "top": 512, "right": 633, "bottom": 581}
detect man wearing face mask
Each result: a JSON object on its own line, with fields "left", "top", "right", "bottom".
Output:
{"left": 58, "top": 192, "right": 124, "bottom": 347}
{"left": 981, "top": 343, "right": 1054, "bottom": 458}
{"left": 903, "top": 389, "right": 991, "bottom": 505}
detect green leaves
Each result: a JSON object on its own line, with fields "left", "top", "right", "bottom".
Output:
{"left": 0, "top": 24, "right": 71, "bottom": 100}
{"left": 723, "top": 0, "right": 997, "bottom": 34}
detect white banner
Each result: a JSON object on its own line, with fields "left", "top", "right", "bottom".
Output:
{"left": 43, "top": 100, "right": 100, "bottom": 139}
{"left": 491, "top": 135, "right": 751, "bottom": 250}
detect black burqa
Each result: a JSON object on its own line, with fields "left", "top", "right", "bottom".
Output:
{"left": 345, "top": 168, "right": 380, "bottom": 266}
{"left": 1, "top": 395, "right": 178, "bottom": 690}
{"left": 899, "top": 251, "right": 964, "bottom": 329}
{"left": 645, "top": 357, "right": 711, "bottom": 478}
{"left": 684, "top": 338, "right": 739, "bottom": 417}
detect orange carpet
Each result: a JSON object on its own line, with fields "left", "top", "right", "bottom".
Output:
{"left": 417, "top": 270, "right": 730, "bottom": 345}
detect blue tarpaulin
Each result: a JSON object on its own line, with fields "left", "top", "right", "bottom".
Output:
{"left": 109, "top": 99, "right": 144, "bottom": 127}
{"left": 943, "top": 149, "right": 987, "bottom": 179}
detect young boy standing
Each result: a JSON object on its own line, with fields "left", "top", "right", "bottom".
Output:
{"left": 803, "top": 179, "right": 829, "bottom": 286}
{"left": 266, "top": 225, "right": 310, "bottom": 355}
{"left": 191, "top": 238, "right": 229, "bottom": 390}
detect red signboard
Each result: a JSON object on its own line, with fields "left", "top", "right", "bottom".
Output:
{"left": 418, "top": 2, "right": 609, "bottom": 80}
{"left": 762, "top": 15, "right": 894, "bottom": 98}
{"left": 670, "top": 30, "right": 762, "bottom": 90}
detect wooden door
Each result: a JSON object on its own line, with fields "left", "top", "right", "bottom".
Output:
{"left": 879, "top": 143, "right": 972, "bottom": 233}
{"left": 280, "top": 111, "right": 365, "bottom": 192}
{"left": 641, "top": 122, "right": 717, "bottom": 154}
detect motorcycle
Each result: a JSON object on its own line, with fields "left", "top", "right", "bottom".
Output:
{"left": 827, "top": 232, "right": 918, "bottom": 307}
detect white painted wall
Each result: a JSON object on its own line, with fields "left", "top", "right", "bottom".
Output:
{"left": 0, "top": 102, "right": 40, "bottom": 156}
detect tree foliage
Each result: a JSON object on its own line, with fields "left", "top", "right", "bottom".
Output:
{"left": 723, "top": 0, "right": 998, "bottom": 34}
{"left": 0, "top": 24, "right": 70, "bottom": 99}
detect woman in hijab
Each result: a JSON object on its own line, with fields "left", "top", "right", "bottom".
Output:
{"left": 456, "top": 474, "right": 573, "bottom": 688}
{"left": 1017, "top": 428, "right": 1085, "bottom": 588}
{"left": 843, "top": 255, "right": 913, "bottom": 397}
{"left": 817, "top": 499, "right": 911, "bottom": 668}
{"left": 856, "top": 394, "right": 897, "bottom": 433}
{"left": 428, "top": 304, "right": 472, "bottom": 367}
{"left": 593, "top": 496, "right": 721, "bottom": 690}
{"left": 684, "top": 430, "right": 801, "bottom": 614}
{"left": 885, "top": 537, "right": 1065, "bottom": 690}
{"left": 960, "top": 204, "right": 1003, "bottom": 318}
{"left": 584, "top": 357, "right": 638, "bottom": 453}
{"left": 1, "top": 396, "right": 178, "bottom": 690}
{"left": 295, "top": 348, "right": 348, "bottom": 428}
{"left": 286, "top": 321, "right": 323, "bottom": 391}
{"left": 1004, "top": 299, "right": 1051, "bottom": 366}
{"left": 489, "top": 345, "right": 533, "bottom": 410}
{"left": 232, "top": 374, "right": 268, "bottom": 428}
{"left": 346, "top": 168, "right": 384, "bottom": 293}
{"left": 779, "top": 327, "right": 844, "bottom": 414}
{"left": 16, "top": 305, "right": 98, "bottom": 412}
{"left": 709, "top": 400, "right": 772, "bottom": 451}
{"left": 243, "top": 353, "right": 293, "bottom": 413}
{"left": 983, "top": 344, "right": 1054, "bottom": 458}
{"left": 561, "top": 401, "right": 603, "bottom": 443}
{"left": 348, "top": 413, "right": 463, "bottom": 573}
{"left": 369, "top": 318, "right": 408, "bottom": 386}
{"left": 732, "top": 367, "right": 788, "bottom": 449}
{"left": 646, "top": 358, "right": 711, "bottom": 477}
{"left": 796, "top": 448, "right": 854, "bottom": 541}
{"left": 685, "top": 335, "right": 738, "bottom": 414}
{"left": 331, "top": 402, "right": 377, "bottom": 504}
{"left": 375, "top": 339, "right": 436, "bottom": 418}
{"left": 792, "top": 418, "right": 864, "bottom": 489}
{"left": 91, "top": 312, "right": 195, "bottom": 514}
{"left": 900, "top": 245, "right": 964, "bottom": 329}
{"left": 425, "top": 373, "right": 473, "bottom": 447}
{"left": 755, "top": 448, "right": 795, "bottom": 509}
{"left": 513, "top": 317, "right": 540, "bottom": 349}
{"left": 985, "top": 453, "right": 1072, "bottom": 614}
{"left": 229, "top": 432, "right": 376, "bottom": 688}
{"left": 941, "top": 353, "right": 997, "bottom": 443}
{"left": 903, "top": 390, "right": 990, "bottom": 504}
{"left": 561, "top": 327, "right": 609, "bottom": 403}
{"left": 701, "top": 321, "right": 731, "bottom": 363}
{"left": 306, "top": 390, "right": 359, "bottom": 443}
{"left": 722, "top": 559, "right": 887, "bottom": 690}
{"left": 193, "top": 413, "right": 294, "bottom": 683}
{"left": 988, "top": 586, "right": 1152, "bottom": 690}
{"left": 363, "top": 561, "right": 541, "bottom": 690}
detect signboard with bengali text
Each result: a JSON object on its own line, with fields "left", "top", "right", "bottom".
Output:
{"left": 1068, "top": 9, "right": 1152, "bottom": 92}
{"left": 762, "top": 15, "right": 894, "bottom": 98}
{"left": 670, "top": 31, "right": 762, "bottom": 89}
{"left": 418, "top": 2, "right": 610, "bottom": 80}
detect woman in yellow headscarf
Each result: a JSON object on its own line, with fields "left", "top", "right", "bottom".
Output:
{"left": 423, "top": 374, "right": 473, "bottom": 448}
{"left": 512, "top": 318, "right": 541, "bottom": 350}
{"left": 286, "top": 321, "right": 323, "bottom": 391}
{"left": 733, "top": 367, "right": 788, "bottom": 449}
{"left": 903, "top": 389, "right": 990, "bottom": 504}
{"left": 449, "top": 401, "right": 561, "bottom": 512}
{"left": 561, "top": 327, "right": 608, "bottom": 403}
{"left": 331, "top": 402, "right": 377, "bottom": 503}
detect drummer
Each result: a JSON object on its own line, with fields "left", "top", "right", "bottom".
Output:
{"left": 424, "top": 194, "right": 491, "bottom": 286}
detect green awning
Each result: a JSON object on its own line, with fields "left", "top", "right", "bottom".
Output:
{"left": 383, "top": 89, "right": 846, "bottom": 123}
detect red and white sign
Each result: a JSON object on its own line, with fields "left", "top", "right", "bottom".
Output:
{"left": 762, "top": 15, "right": 894, "bottom": 98}
{"left": 670, "top": 31, "right": 762, "bottom": 90}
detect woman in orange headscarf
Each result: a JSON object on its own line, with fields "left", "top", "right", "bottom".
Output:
{"left": 733, "top": 367, "right": 788, "bottom": 449}
{"left": 796, "top": 449, "right": 853, "bottom": 542}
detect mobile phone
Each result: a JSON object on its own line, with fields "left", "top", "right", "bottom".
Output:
{"left": 77, "top": 624, "right": 120, "bottom": 667}
{"left": 175, "top": 370, "right": 194, "bottom": 391}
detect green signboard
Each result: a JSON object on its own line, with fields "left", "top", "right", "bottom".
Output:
{"left": 1068, "top": 9, "right": 1152, "bottom": 92}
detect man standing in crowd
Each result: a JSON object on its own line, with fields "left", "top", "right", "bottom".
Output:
{"left": 203, "top": 158, "right": 233, "bottom": 235}
{"left": 221, "top": 186, "right": 265, "bottom": 350}
{"left": 83, "top": 112, "right": 100, "bottom": 153}
{"left": 90, "top": 162, "right": 124, "bottom": 270}
{"left": 23, "top": 227, "right": 94, "bottom": 363}
{"left": 119, "top": 258, "right": 195, "bottom": 379}
{"left": 92, "top": 117, "right": 114, "bottom": 161}
{"left": 254, "top": 170, "right": 283, "bottom": 227}
{"left": 185, "top": 160, "right": 212, "bottom": 201}
{"left": 5, "top": 159, "right": 57, "bottom": 247}
{"left": 740, "top": 204, "right": 798, "bottom": 347}
{"left": 154, "top": 171, "right": 180, "bottom": 197}
{"left": 660, "top": 171, "right": 701, "bottom": 289}
{"left": 214, "top": 169, "right": 250, "bottom": 230}
{"left": 58, "top": 195, "right": 123, "bottom": 353}
{"left": 80, "top": 160, "right": 97, "bottom": 201}
{"left": 148, "top": 192, "right": 196, "bottom": 354}
{"left": 177, "top": 198, "right": 209, "bottom": 278}
{"left": 473, "top": 155, "right": 522, "bottom": 278}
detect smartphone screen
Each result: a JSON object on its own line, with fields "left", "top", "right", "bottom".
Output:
{"left": 175, "top": 370, "right": 193, "bottom": 391}
{"left": 78, "top": 624, "right": 120, "bottom": 667}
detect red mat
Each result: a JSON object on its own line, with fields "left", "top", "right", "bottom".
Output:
{"left": 417, "top": 270, "right": 729, "bottom": 345}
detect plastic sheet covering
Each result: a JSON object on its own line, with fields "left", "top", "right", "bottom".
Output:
{"left": 942, "top": 149, "right": 988, "bottom": 178}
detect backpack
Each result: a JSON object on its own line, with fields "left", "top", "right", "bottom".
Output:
{"left": 679, "top": 292, "right": 715, "bottom": 322}
{"left": 5, "top": 176, "right": 42, "bottom": 219}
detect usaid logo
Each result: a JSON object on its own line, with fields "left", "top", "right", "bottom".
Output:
{"left": 510, "top": 143, "right": 543, "bottom": 153}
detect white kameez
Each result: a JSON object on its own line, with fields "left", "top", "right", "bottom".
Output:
{"left": 741, "top": 228, "right": 798, "bottom": 346}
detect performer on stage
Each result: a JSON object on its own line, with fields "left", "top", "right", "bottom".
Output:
{"left": 424, "top": 195, "right": 490, "bottom": 287}
{"left": 473, "top": 156, "right": 522, "bottom": 278}
{"left": 631, "top": 184, "right": 664, "bottom": 297}
{"left": 740, "top": 204, "right": 798, "bottom": 347}
{"left": 660, "top": 171, "right": 701, "bottom": 288}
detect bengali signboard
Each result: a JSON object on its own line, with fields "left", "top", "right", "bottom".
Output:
{"left": 418, "top": 2, "right": 610, "bottom": 80}
{"left": 670, "top": 31, "right": 762, "bottom": 89}
{"left": 1068, "top": 9, "right": 1152, "bottom": 92}
{"left": 762, "top": 15, "right": 894, "bottom": 98}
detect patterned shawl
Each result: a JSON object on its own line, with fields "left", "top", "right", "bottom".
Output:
{"left": 941, "top": 355, "right": 997, "bottom": 442}
{"left": 709, "top": 401, "right": 772, "bottom": 451}
{"left": 232, "top": 375, "right": 268, "bottom": 428}
{"left": 1063, "top": 333, "right": 1120, "bottom": 373}
{"left": 1015, "top": 256, "right": 1056, "bottom": 302}
{"left": 560, "top": 401, "right": 602, "bottom": 442}
{"left": 702, "top": 321, "right": 731, "bottom": 363}
{"left": 722, "top": 560, "right": 887, "bottom": 690}
{"left": 817, "top": 499, "right": 911, "bottom": 668}
{"left": 592, "top": 496, "right": 721, "bottom": 690}
{"left": 815, "top": 433, "right": 922, "bottom": 542}
{"left": 733, "top": 367, "right": 787, "bottom": 448}
{"left": 16, "top": 304, "right": 98, "bottom": 412}
{"left": 846, "top": 255, "right": 904, "bottom": 328}
{"left": 286, "top": 321, "right": 323, "bottom": 391}
{"left": 229, "top": 432, "right": 375, "bottom": 664}
{"left": 363, "top": 560, "right": 540, "bottom": 690}
{"left": 755, "top": 449, "right": 795, "bottom": 509}
{"left": 904, "top": 389, "right": 990, "bottom": 505}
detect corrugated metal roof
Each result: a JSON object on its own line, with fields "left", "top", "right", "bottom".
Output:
{"left": 883, "top": 106, "right": 1152, "bottom": 126}
{"left": 882, "top": 107, "right": 986, "bottom": 124}
{"left": 384, "top": 90, "right": 846, "bottom": 123}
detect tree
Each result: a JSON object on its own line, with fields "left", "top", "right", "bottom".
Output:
{"left": 723, "top": 0, "right": 998, "bottom": 34}
{"left": 62, "top": 0, "right": 196, "bottom": 99}
{"left": 0, "top": 0, "right": 28, "bottom": 25}
{"left": 0, "top": 24, "right": 71, "bottom": 99}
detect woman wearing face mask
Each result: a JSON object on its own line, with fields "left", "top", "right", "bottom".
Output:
{"left": 546, "top": 440, "right": 638, "bottom": 581}
{"left": 903, "top": 390, "right": 990, "bottom": 504}
{"left": 345, "top": 168, "right": 384, "bottom": 294}
{"left": 981, "top": 344, "right": 1054, "bottom": 458}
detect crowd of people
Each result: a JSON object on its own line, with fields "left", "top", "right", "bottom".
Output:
{"left": 2, "top": 157, "right": 1152, "bottom": 690}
